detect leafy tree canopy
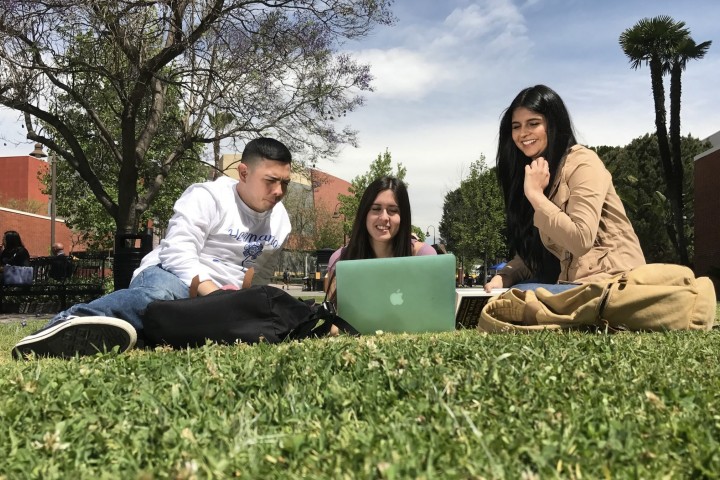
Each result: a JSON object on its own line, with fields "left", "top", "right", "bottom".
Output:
{"left": 439, "top": 155, "right": 507, "bottom": 272}
{"left": 0, "top": 0, "right": 395, "bottom": 234}
{"left": 598, "top": 133, "right": 709, "bottom": 264}
{"left": 39, "top": 76, "right": 209, "bottom": 250}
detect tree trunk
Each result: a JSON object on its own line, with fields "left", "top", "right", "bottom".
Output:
{"left": 669, "top": 63, "right": 690, "bottom": 265}
{"left": 213, "top": 139, "right": 222, "bottom": 180}
{"left": 649, "top": 57, "right": 685, "bottom": 263}
{"left": 117, "top": 116, "right": 141, "bottom": 235}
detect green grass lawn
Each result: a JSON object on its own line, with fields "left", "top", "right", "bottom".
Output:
{"left": 0, "top": 308, "right": 719, "bottom": 479}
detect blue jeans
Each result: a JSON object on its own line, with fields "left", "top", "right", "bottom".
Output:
{"left": 49, "top": 265, "right": 189, "bottom": 331}
{"left": 512, "top": 282, "right": 579, "bottom": 294}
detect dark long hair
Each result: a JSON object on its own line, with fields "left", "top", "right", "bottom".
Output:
{"left": 2, "top": 230, "right": 24, "bottom": 251}
{"left": 496, "top": 85, "right": 577, "bottom": 281}
{"left": 341, "top": 176, "right": 413, "bottom": 261}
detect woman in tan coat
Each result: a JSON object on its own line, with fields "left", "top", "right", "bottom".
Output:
{"left": 484, "top": 85, "right": 645, "bottom": 293}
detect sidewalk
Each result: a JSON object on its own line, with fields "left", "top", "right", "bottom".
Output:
{"left": 1, "top": 284, "right": 325, "bottom": 325}
{"left": 0, "top": 312, "right": 52, "bottom": 325}
{"left": 269, "top": 283, "right": 325, "bottom": 298}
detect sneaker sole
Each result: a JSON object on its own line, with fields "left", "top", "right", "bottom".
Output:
{"left": 12, "top": 317, "right": 137, "bottom": 360}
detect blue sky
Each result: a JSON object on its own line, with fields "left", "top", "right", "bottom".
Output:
{"left": 326, "top": 0, "right": 720, "bottom": 237}
{"left": 2, "top": 0, "right": 718, "bottom": 239}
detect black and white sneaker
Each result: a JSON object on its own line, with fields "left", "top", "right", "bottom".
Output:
{"left": 12, "top": 316, "right": 137, "bottom": 360}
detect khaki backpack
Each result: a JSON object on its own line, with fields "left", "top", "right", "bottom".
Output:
{"left": 479, "top": 263, "right": 717, "bottom": 333}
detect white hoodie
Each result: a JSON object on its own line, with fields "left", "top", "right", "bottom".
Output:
{"left": 134, "top": 176, "right": 291, "bottom": 288}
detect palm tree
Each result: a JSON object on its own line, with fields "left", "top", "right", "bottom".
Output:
{"left": 668, "top": 36, "right": 712, "bottom": 258}
{"left": 619, "top": 16, "right": 697, "bottom": 265}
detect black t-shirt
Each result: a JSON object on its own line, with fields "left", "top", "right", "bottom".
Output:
{"left": 0, "top": 247, "right": 30, "bottom": 267}
{"left": 49, "top": 254, "right": 74, "bottom": 281}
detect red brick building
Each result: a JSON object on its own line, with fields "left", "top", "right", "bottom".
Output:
{"left": 694, "top": 131, "right": 720, "bottom": 292}
{"left": 0, "top": 154, "right": 49, "bottom": 207}
{"left": 0, "top": 153, "right": 82, "bottom": 256}
{"left": 310, "top": 168, "right": 351, "bottom": 215}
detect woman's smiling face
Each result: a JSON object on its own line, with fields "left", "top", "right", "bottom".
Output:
{"left": 511, "top": 107, "right": 548, "bottom": 159}
{"left": 365, "top": 189, "right": 401, "bottom": 245}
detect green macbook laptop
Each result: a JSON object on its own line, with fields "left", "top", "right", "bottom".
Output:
{"left": 335, "top": 254, "right": 457, "bottom": 334}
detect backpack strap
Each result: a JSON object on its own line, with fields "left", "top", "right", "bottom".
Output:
{"left": 289, "top": 300, "right": 359, "bottom": 339}
{"left": 595, "top": 273, "right": 628, "bottom": 331}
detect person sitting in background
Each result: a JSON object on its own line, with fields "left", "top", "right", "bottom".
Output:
{"left": 49, "top": 242, "right": 74, "bottom": 281}
{"left": 1, "top": 230, "right": 30, "bottom": 267}
{"left": 51, "top": 242, "right": 64, "bottom": 256}
{"left": 484, "top": 85, "right": 645, "bottom": 294}
{"left": 325, "top": 176, "right": 435, "bottom": 304}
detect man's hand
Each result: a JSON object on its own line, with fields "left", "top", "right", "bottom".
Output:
{"left": 197, "top": 280, "right": 220, "bottom": 296}
{"left": 189, "top": 268, "right": 254, "bottom": 297}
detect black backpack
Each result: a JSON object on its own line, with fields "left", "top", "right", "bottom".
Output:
{"left": 143, "top": 285, "right": 356, "bottom": 348}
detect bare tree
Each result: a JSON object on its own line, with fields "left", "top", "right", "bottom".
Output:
{"left": 0, "top": 0, "right": 394, "bottom": 234}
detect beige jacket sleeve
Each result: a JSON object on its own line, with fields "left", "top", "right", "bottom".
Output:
{"left": 497, "top": 254, "right": 532, "bottom": 287}
{"left": 532, "top": 149, "right": 610, "bottom": 257}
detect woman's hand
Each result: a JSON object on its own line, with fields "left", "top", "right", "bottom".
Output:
{"left": 484, "top": 275, "right": 504, "bottom": 292}
{"left": 524, "top": 156, "right": 550, "bottom": 206}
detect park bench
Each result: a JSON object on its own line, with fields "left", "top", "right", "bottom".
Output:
{"left": 0, "top": 254, "right": 109, "bottom": 314}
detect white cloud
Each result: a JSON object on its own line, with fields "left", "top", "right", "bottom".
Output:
{"left": 353, "top": 48, "right": 454, "bottom": 100}
{"left": 349, "top": 0, "right": 535, "bottom": 109}
{"left": 431, "top": 0, "right": 529, "bottom": 62}
{"left": 443, "top": 0, "right": 526, "bottom": 42}
{"left": 319, "top": 110, "right": 502, "bottom": 234}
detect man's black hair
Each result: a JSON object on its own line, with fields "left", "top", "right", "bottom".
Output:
{"left": 241, "top": 137, "right": 292, "bottom": 165}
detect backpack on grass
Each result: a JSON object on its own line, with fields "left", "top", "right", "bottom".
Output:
{"left": 143, "top": 285, "right": 357, "bottom": 348}
{"left": 478, "top": 263, "right": 717, "bottom": 333}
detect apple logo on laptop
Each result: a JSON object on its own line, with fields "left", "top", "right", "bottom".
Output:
{"left": 390, "top": 289, "right": 404, "bottom": 306}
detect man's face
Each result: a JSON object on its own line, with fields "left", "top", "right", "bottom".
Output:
{"left": 236, "top": 158, "right": 291, "bottom": 212}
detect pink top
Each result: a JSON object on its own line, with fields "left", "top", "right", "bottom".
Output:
{"left": 326, "top": 238, "right": 437, "bottom": 276}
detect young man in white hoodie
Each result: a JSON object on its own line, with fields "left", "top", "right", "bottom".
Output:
{"left": 13, "top": 137, "right": 293, "bottom": 359}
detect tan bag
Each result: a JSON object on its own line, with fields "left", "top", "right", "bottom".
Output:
{"left": 479, "top": 263, "right": 717, "bottom": 333}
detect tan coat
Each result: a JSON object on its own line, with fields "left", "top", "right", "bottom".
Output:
{"left": 481, "top": 264, "right": 715, "bottom": 332}
{"left": 499, "top": 145, "right": 645, "bottom": 286}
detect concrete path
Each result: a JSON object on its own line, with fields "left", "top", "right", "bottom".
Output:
{"left": 0, "top": 312, "right": 50, "bottom": 326}
{"left": 269, "top": 283, "right": 325, "bottom": 298}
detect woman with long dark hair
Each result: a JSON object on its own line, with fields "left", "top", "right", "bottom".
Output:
{"left": 484, "top": 85, "right": 645, "bottom": 292}
{"left": 1, "top": 230, "right": 30, "bottom": 267}
{"left": 325, "top": 176, "right": 435, "bottom": 303}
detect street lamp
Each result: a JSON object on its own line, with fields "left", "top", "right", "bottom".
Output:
{"left": 30, "top": 143, "right": 55, "bottom": 248}
{"left": 425, "top": 225, "right": 436, "bottom": 245}
{"left": 333, "top": 203, "right": 347, "bottom": 245}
